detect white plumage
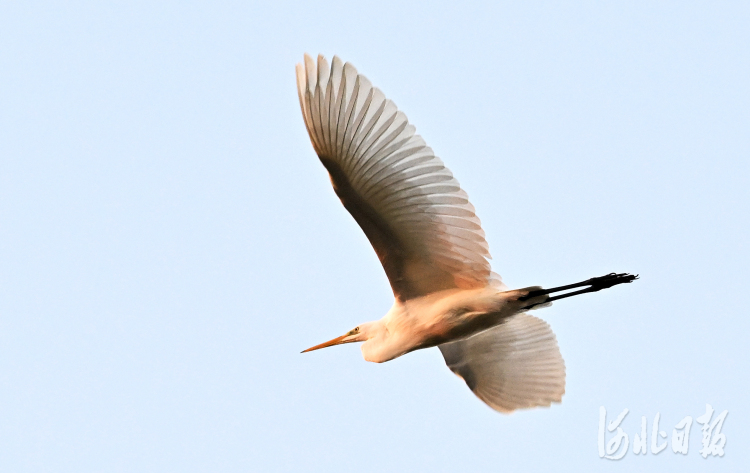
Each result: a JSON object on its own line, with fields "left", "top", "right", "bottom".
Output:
{"left": 297, "top": 54, "right": 635, "bottom": 413}
{"left": 439, "top": 313, "right": 565, "bottom": 412}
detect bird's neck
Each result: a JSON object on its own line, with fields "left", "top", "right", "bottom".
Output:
{"left": 358, "top": 319, "right": 404, "bottom": 363}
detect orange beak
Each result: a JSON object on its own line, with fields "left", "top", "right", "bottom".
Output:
{"left": 301, "top": 333, "right": 354, "bottom": 353}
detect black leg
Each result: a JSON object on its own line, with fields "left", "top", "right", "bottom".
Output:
{"left": 520, "top": 272, "right": 638, "bottom": 309}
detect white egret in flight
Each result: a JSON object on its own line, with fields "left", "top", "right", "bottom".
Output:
{"left": 297, "top": 54, "right": 637, "bottom": 413}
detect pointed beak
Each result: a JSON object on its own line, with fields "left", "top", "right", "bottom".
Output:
{"left": 301, "top": 333, "right": 353, "bottom": 353}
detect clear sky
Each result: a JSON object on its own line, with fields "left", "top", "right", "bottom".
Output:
{"left": 1, "top": 1, "right": 748, "bottom": 471}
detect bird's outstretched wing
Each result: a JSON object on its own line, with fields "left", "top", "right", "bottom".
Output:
{"left": 438, "top": 313, "right": 565, "bottom": 413}
{"left": 296, "top": 54, "right": 492, "bottom": 301}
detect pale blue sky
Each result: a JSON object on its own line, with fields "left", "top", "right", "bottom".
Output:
{"left": 1, "top": 1, "right": 748, "bottom": 471}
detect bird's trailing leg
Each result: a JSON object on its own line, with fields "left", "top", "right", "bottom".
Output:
{"left": 520, "top": 272, "right": 638, "bottom": 310}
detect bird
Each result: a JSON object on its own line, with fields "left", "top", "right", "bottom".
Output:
{"left": 296, "top": 53, "right": 637, "bottom": 413}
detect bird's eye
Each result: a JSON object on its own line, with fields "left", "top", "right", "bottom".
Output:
{"left": 354, "top": 327, "right": 359, "bottom": 333}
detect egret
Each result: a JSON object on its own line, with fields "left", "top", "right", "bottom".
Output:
{"left": 297, "top": 54, "right": 636, "bottom": 413}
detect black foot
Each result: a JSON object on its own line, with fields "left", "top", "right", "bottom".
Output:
{"left": 520, "top": 272, "right": 638, "bottom": 308}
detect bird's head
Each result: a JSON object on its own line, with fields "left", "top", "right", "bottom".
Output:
{"left": 301, "top": 322, "right": 376, "bottom": 353}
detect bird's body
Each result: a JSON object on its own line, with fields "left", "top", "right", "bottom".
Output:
{"left": 357, "top": 285, "right": 548, "bottom": 363}
{"left": 296, "top": 54, "right": 636, "bottom": 412}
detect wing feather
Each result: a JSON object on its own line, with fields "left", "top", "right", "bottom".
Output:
{"left": 439, "top": 313, "right": 565, "bottom": 413}
{"left": 297, "top": 54, "right": 494, "bottom": 300}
